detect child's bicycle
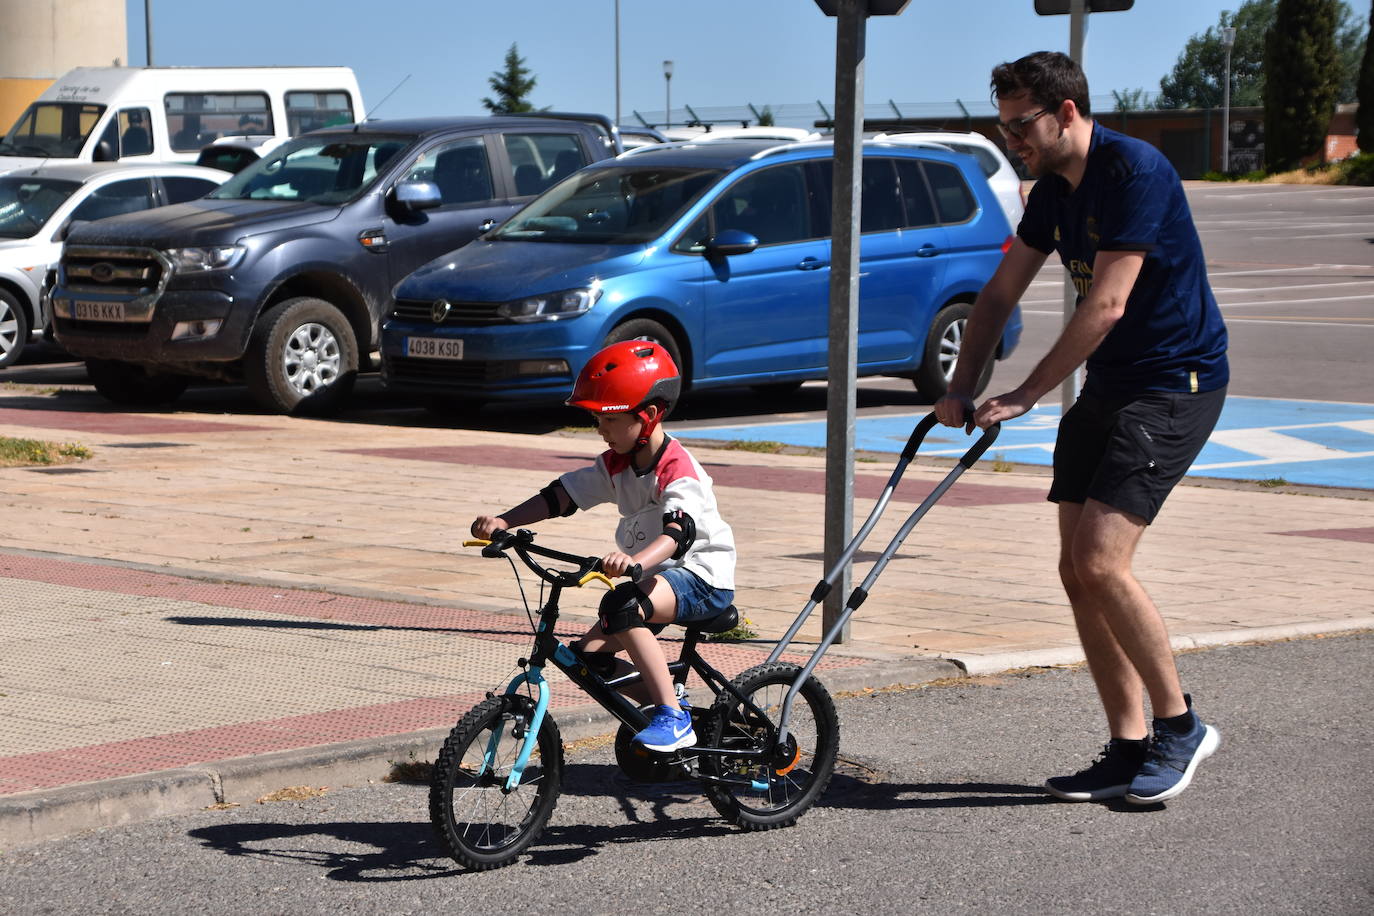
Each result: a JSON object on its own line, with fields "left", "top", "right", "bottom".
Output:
{"left": 429, "top": 412, "right": 998, "bottom": 870}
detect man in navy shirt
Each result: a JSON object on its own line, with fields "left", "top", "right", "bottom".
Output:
{"left": 935, "top": 51, "right": 1227, "bottom": 805}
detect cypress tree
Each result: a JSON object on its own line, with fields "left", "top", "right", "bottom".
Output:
{"left": 1264, "top": 0, "right": 1342, "bottom": 169}
{"left": 1358, "top": 2, "right": 1374, "bottom": 152}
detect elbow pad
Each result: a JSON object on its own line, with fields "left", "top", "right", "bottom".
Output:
{"left": 661, "top": 509, "right": 697, "bottom": 560}
{"left": 540, "top": 479, "right": 578, "bottom": 518}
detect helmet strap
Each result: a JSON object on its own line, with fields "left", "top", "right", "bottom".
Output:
{"left": 633, "top": 402, "right": 664, "bottom": 451}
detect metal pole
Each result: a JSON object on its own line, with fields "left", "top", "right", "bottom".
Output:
{"left": 823, "top": 0, "right": 865, "bottom": 643}
{"left": 1060, "top": 0, "right": 1087, "bottom": 412}
{"left": 1221, "top": 28, "right": 1235, "bottom": 173}
{"left": 663, "top": 61, "right": 673, "bottom": 130}
{"left": 144, "top": 0, "right": 154, "bottom": 66}
{"left": 614, "top": 0, "right": 621, "bottom": 127}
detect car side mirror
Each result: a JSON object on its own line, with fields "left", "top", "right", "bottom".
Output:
{"left": 705, "top": 228, "right": 759, "bottom": 258}
{"left": 93, "top": 140, "right": 116, "bottom": 163}
{"left": 393, "top": 180, "right": 442, "bottom": 213}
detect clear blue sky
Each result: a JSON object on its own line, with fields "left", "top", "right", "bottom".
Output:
{"left": 123, "top": 1, "right": 1259, "bottom": 125}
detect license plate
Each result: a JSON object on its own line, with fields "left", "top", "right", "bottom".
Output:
{"left": 406, "top": 336, "right": 464, "bottom": 359}
{"left": 73, "top": 300, "right": 125, "bottom": 321}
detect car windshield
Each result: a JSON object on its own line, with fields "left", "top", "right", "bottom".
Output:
{"left": 492, "top": 165, "right": 723, "bottom": 244}
{"left": 209, "top": 135, "right": 411, "bottom": 205}
{"left": 0, "top": 176, "right": 80, "bottom": 239}
{"left": 1, "top": 102, "right": 106, "bottom": 159}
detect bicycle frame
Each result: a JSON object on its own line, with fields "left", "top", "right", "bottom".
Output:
{"left": 475, "top": 532, "right": 784, "bottom": 790}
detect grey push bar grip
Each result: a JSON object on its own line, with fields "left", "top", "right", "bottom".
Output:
{"left": 900, "top": 411, "right": 1001, "bottom": 467}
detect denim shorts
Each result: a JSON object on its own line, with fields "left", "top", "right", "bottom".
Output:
{"left": 660, "top": 566, "right": 735, "bottom": 625}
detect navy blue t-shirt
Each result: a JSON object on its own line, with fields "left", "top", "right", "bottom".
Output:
{"left": 1018, "top": 122, "right": 1229, "bottom": 396}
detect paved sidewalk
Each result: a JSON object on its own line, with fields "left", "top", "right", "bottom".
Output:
{"left": 2, "top": 390, "right": 1371, "bottom": 846}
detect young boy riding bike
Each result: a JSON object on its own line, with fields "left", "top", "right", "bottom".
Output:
{"left": 470, "top": 340, "right": 736, "bottom": 752}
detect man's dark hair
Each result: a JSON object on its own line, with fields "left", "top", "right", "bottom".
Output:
{"left": 991, "top": 51, "right": 1091, "bottom": 118}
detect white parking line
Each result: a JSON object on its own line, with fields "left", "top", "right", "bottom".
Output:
{"left": 1218, "top": 294, "right": 1374, "bottom": 308}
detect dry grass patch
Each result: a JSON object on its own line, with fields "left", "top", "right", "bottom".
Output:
{"left": 0, "top": 436, "right": 92, "bottom": 467}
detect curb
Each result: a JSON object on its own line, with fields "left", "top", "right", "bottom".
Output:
{"left": 945, "top": 617, "right": 1374, "bottom": 676}
{"left": 0, "top": 655, "right": 961, "bottom": 850}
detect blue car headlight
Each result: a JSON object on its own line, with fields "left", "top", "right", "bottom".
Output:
{"left": 497, "top": 286, "right": 602, "bottom": 323}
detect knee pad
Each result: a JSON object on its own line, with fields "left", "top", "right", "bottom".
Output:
{"left": 598, "top": 581, "right": 654, "bottom": 635}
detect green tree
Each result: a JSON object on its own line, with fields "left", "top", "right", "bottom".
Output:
{"left": 481, "top": 44, "right": 537, "bottom": 114}
{"left": 1111, "top": 88, "right": 1149, "bottom": 111}
{"left": 1265, "top": 0, "right": 1341, "bottom": 169}
{"left": 1156, "top": 1, "right": 1366, "bottom": 109}
{"left": 1334, "top": 2, "right": 1370, "bottom": 103}
{"left": 1359, "top": 2, "right": 1374, "bottom": 152}
{"left": 757, "top": 105, "right": 776, "bottom": 127}
{"left": 1157, "top": 0, "right": 1275, "bottom": 109}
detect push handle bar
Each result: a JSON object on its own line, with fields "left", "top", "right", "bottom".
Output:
{"left": 464, "top": 529, "right": 642, "bottom": 588}
{"left": 901, "top": 410, "right": 1001, "bottom": 468}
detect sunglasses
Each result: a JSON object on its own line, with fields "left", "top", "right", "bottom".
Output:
{"left": 996, "top": 108, "right": 1051, "bottom": 140}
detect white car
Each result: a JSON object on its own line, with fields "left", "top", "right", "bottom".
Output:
{"left": 0, "top": 162, "right": 227, "bottom": 368}
{"left": 662, "top": 125, "right": 822, "bottom": 143}
{"left": 873, "top": 130, "right": 1024, "bottom": 229}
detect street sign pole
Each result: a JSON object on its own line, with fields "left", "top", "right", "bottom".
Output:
{"left": 1059, "top": 0, "right": 1087, "bottom": 412}
{"left": 823, "top": 0, "right": 865, "bottom": 643}
{"left": 815, "top": 0, "right": 909, "bottom": 642}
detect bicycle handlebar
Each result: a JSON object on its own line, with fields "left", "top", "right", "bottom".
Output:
{"left": 464, "top": 530, "right": 642, "bottom": 588}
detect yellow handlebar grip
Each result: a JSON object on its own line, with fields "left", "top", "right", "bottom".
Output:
{"left": 579, "top": 571, "right": 615, "bottom": 589}
{"left": 463, "top": 539, "right": 492, "bottom": 547}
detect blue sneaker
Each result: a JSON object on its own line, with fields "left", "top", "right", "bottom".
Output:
{"left": 634, "top": 704, "right": 696, "bottom": 752}
{"left": 1045, "top": 738, "right": 1148, "bottom": 801}
{"left": 1125, "top": 697, "right": 1220, "bottom": 805}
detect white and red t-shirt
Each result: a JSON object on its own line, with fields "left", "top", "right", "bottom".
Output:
{"left": 559, "top": 437, "right": 735, "bottom": 590}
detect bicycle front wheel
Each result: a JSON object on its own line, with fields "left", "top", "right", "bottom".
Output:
{"left": 428, "top": 694, "right": 563, "bottom": 870}
{"left": 702, "top": 662, "right": 839, "bottom": 830}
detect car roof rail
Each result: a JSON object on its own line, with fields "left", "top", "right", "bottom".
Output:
{"left": 505, "top": 110, "right": 623, "bottom": 155}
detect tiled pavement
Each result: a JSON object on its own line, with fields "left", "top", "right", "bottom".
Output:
{"left": 2, "top": 392, "right": 1371, "bottom": 843}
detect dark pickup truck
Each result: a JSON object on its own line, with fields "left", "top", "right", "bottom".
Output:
{"left": 50, "top": 113, "right": 620, "bottom": 413}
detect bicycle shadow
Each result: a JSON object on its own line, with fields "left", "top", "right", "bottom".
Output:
{"left": 185, "top": 763, "right": 729, "bottom": 881}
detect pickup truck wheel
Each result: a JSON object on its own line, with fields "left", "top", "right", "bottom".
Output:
{"left": 85, "top": 359, "right": 189, "bottom": 405}
{"left": 912, "top": 302, "right": 993, "bottom": 401}
{"left": 0, "top": 289, "right": 30, "bottom": 369}
{"left": 246, "top": 297, "right": 358, "bottom": 415}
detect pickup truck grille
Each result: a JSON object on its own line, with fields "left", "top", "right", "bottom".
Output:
{"left": 392, "top": 298, "right": 505, "bottom": 325}
{"left": 62, "top": 247, "right": 165, "bottom": 295}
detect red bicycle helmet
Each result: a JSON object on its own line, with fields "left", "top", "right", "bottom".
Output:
{"left": 568, "top": 340, "right": 681, "bottom": 447}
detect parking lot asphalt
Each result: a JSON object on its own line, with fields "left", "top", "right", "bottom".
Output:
{"left": 2, "top": 386, "right": 1372, "bottom": 847}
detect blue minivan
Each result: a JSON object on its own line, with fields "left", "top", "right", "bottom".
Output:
{"left": 381, "top": 139, "right": 1022, "bottom": 407}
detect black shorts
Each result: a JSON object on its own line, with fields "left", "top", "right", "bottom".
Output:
{"left": 1049, "top": 386, "right": 1226, "bottom": 524}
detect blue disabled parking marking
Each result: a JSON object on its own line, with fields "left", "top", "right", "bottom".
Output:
{"left": 685, "top": 395, "right": 1374, "bottom": 490}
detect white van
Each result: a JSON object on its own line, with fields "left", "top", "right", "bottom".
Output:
{"left": 0, "top": 66, "right": 364, "bottom": 175}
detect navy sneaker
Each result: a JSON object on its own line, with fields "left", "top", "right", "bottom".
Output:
{"left": 1045, "top": 738, "right": 1149, "bottom": 801}
{"left": 634, "top": 704, "right": 696, "bottom": 752}
{"left": 1125, "top": 698, "right": 1220, "bottom": 805}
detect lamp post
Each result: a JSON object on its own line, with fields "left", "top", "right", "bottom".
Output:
{"left": 662, "top": 60, "right": 673, "bottom": 129}
{"left": 614, "top": 0, "right": 621, "bottom": 127}
{"left": 1221, "top": 25, "right": 1236, "bottom": 174}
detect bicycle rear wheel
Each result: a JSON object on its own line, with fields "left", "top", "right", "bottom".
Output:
{"left": 428, "top": 694, "right": 563, "bottom": 870}
{"left": 702, "top": 662, "right": 839, "bottom": 830}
